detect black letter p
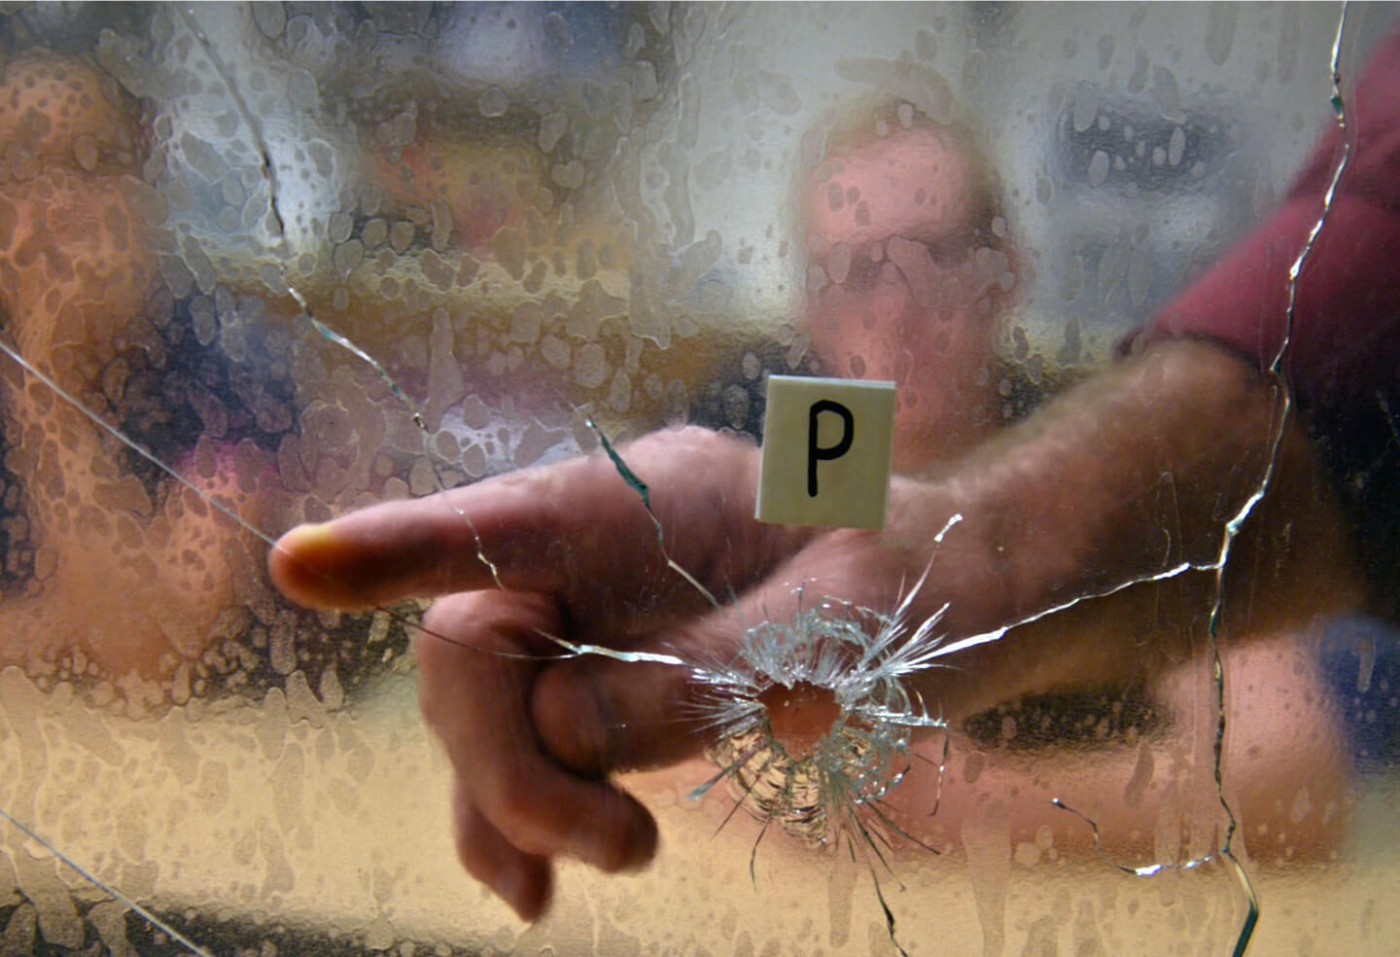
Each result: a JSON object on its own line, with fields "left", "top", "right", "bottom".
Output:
{"left": 808, "top": 400, "right": 854, "bottom": 497}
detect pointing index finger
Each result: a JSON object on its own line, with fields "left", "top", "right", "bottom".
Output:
{"left": 267, "top": 461, "right": 627, "bottom": 611}
{"left": 268, "top": 427, "right": 777, "bottom": 614}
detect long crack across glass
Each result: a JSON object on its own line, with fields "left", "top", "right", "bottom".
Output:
{"left": 2, "top": 4, "right": 1398, "bottom": 956}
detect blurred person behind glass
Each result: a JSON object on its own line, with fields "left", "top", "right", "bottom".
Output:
{"left": 0, "top": 51, "right": 272, "bottom": 691}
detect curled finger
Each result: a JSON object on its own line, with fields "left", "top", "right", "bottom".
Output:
{"left": 418, "top": 591, "right": 659, "bottom": 883}
{"left": 453, "top": 798, "right": 553, "bottom": 922}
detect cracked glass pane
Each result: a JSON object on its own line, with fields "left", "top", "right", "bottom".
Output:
{"left": 2, "top": 3, "right": 1399, "bottom": 955}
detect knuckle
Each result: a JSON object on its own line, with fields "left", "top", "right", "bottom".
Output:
{"left": 531, "top": 665, "right": 609, "bottom": 773}
{"left": 491, "top": 791, "right": 570, "bottom": 855}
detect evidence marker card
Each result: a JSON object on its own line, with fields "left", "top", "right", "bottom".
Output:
{"left": 756, "top": 375, "right": 896, "bottom": 531}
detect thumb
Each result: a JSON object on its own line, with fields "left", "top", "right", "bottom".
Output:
{"left": 529, "top": 625, "right": 727, "bottom": 776}
{"left": 530, "top": 532, "right": 903, "bottom": 776}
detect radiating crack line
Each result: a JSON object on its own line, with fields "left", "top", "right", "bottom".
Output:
{"left": 843, "top": 802, "right": 911, "bottom": 957}
{"left": 933, "top": 555, "right": 1221, "bottom": 663}
{"left": 687, "top": 738, "right": 771, "bottom": 802}
{"left": 1053, "top": 7, "right": 1355, "bottom": 954}
{"left": 0, "top": 336, "right": 548, "bottom": 666}
{"left": 0, "top": 807, "right": 217, "bottom": 957}
{"left": 0, "top": 338, "right": 280, "bottom": 550}
{"left": 175, "top": 5, "right": 507, "bottom": 592}
{"left": 4, "top": 10, "right": 1352, "bottom": 957}
{"left": 1207, "top": 7, "right": 1352, "bottom": 954}
{"left": 1051, "top": 799, "right": 1213, "bottom": 878}
{"left": 714, "top": 752, "right": 780, "bottom": 838}
{"left": 530, "top": 629, "right": 687, "bottom": 666}
{"left": 861, "top": 794, "right": 942, "bottom": 857}
{"left": 580, "top": 413, "right": 723, "bottom": 609}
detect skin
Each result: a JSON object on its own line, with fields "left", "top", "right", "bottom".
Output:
{"left": 2, "top": 57, "right": 1346, "bottom": 911}
{"left": 0, "top": 38, "right": 1365, "bottom": 933}
{"left": 269, "top": 119, "right": 1364, "bottom": 919}
{"left": 270, "top": 335, "right": 1364, "bottom": 918}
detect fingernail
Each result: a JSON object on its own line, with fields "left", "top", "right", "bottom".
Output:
{"left": 271, "top": 522, "right": 370, "bottom": 611}
{"left": 571, "top": 811, "right": 657, "bottom": 873}
{"left": 545, "top": 675, "right": 615, "bottom": 774}
{"left": 278, "top": 521, "right": 335, "bottom": 557}
{"left": 502, "top": 862, "right": 551, "bottom": 922}
{"left": 497, "top": 865, "right": 532, "bottom": 920}
{"left": 568, "top": 833, "right": 618, "bottom": 872}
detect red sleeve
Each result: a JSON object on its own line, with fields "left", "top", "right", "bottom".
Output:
{"left": 1124, "top": 28, "right": 1400, "bottom": 415}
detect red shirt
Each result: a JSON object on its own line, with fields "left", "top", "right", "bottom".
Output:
{"left": 1125, "top": 29, "right": 1400, "bottom": 418}
{"left": 1123, "top": 29, "right": 1400, "bottom": 612}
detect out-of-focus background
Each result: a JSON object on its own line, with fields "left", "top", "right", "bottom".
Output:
{"left": 1, "top": 3, "right": 1397, "bottom": 955}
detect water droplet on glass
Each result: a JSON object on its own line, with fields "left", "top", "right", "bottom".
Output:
{"left": 1087, "top": 150, "right": 1109, "bottom": 187}
{"left": 479, "top": 86, "right": 509, "bottom": 118}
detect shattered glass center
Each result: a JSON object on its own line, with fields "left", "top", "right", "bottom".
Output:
{"left": 758, "top": 680, "right": 841, "bottom": 757}
{"left": 694, "top": 600, "right": 944, "bottom": 849}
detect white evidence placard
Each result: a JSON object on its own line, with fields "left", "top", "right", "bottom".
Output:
{"left": 755, "top": 375, "right": 896, "bottom": 531}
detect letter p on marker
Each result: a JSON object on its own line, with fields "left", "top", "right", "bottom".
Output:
{"left": 756, "top": 376, "right": 896, "bottom": 531}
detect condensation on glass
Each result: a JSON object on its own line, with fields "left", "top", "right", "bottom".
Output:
{"left": 0, "top": 3, "right": 1396, "bottom": 956}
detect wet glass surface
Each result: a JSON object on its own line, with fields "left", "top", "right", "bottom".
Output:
{"left": 1, "top": 3, "right": 1399, "bottom": 955}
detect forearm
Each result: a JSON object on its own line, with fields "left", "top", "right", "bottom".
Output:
{"left": 854, "top": 340, "right": 1295, "bottom": 720}
{"left": 912, "top": 338, "right": 1280, "bottom": 632}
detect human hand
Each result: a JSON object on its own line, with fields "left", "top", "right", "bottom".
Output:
{"left": 270, "top": 427, "right": 934, "bottom": 918}
{"left": 268, "top": 341, "right": 1286, "bottom": 919}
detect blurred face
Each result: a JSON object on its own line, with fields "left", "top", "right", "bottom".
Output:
{"left": 805, "top": 126, "right": 1010, "bottom": 470}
